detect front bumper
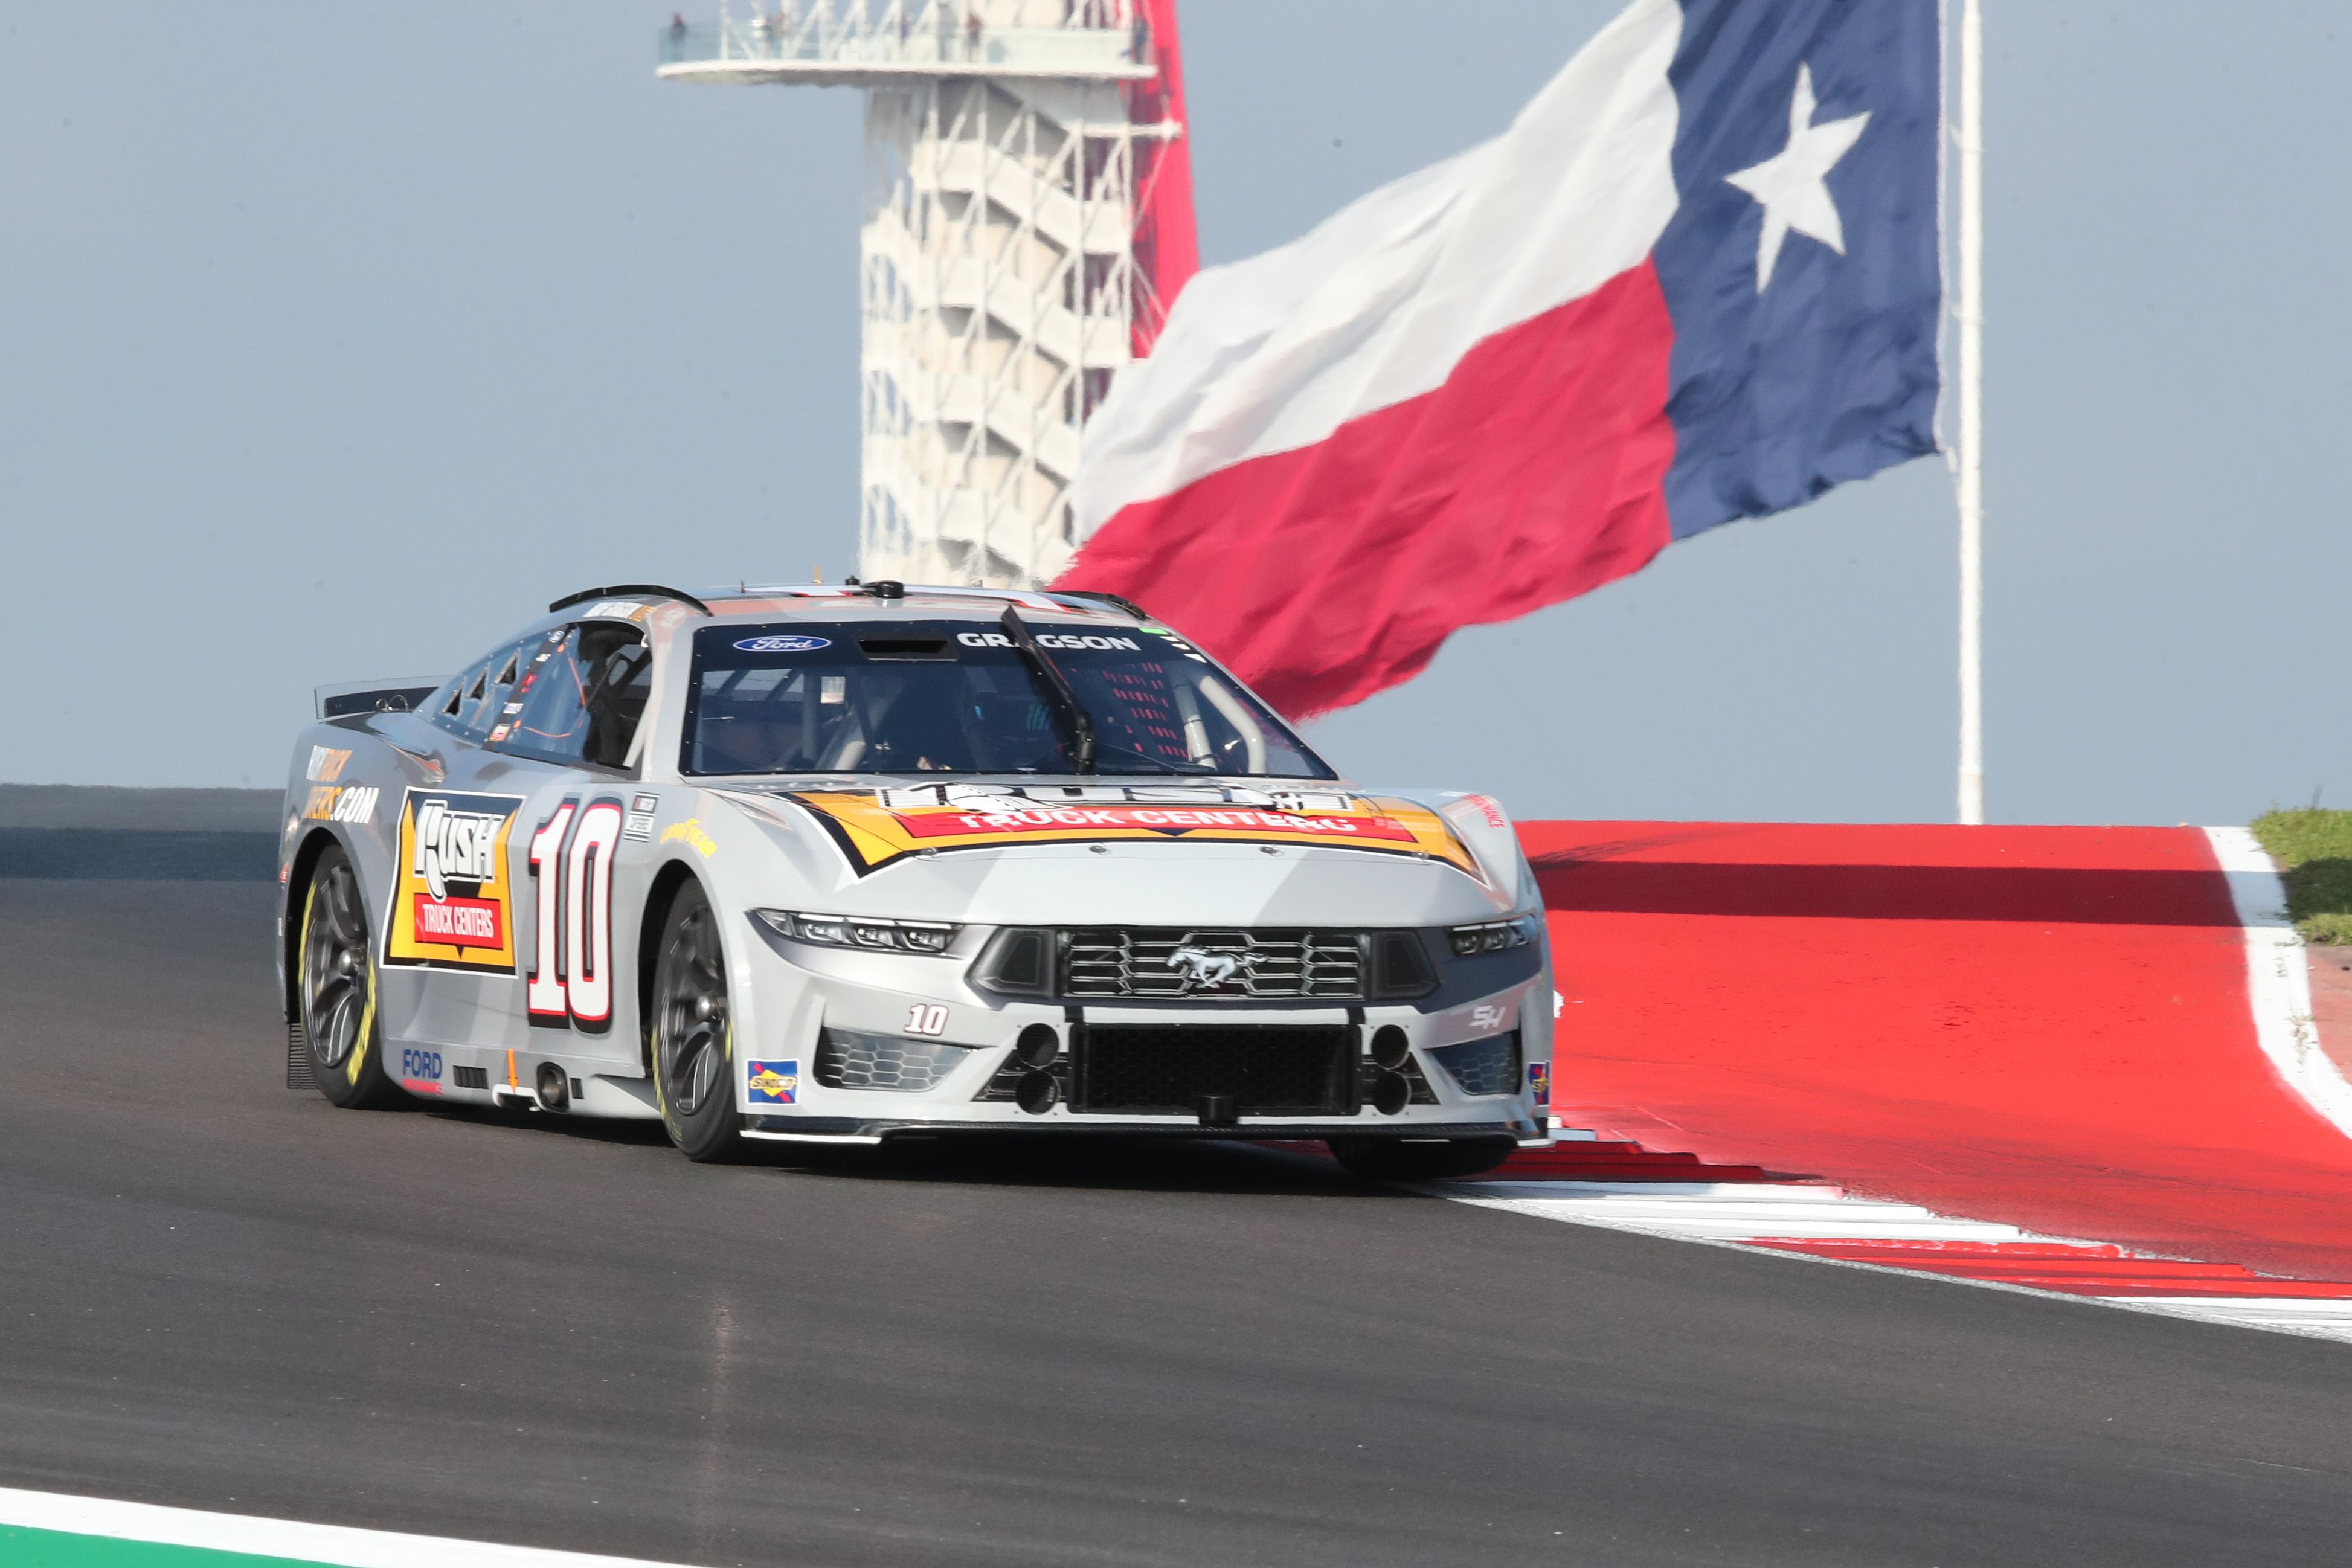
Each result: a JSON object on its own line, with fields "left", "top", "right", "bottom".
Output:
{"left": 733, "top": 918, "right": 1552, "bottom": 1140}
{"left": 743, "top": 1116, "right": 1546, "bottom": 1145}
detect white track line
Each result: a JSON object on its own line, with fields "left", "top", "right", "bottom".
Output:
{"left": 2203, "top": 825, "right": 2352, "bottom": 1142}
{"left": 1451, "top": 1183, "right": 2037, "bottom": 1244}
{"left": 0, "top": 1486, "right": 699, "bottom": 1567}
{"left": 2131, "top": 1297, "right": 2352, "bottom": 1333}
{"left": 1457, "top": 1182, "right": 2036, "bottom": 1242}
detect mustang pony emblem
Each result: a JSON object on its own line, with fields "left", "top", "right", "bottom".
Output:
{"left": 1167, "top": 945, "right": 1247, "bottom": 992}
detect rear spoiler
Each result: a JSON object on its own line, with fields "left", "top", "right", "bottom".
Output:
{"left": 315, "top": 678, "right": 441, "bottom": 721}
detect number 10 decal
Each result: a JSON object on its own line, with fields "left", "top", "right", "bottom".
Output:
{"left": 528, "top": 796, "right": 624, "bottom": 1033}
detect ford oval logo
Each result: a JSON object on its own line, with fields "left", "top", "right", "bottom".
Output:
{"left": 733, "top": 635, "right": 832, "bottom": 654}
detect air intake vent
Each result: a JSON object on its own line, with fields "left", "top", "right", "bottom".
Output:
{"left": 1427, "top": 1033, "right": 1520, "bottom": 1098}
{"left": 452, "top": 1065, "right": 490, "bottom": 1090}
{"left": 1073, "top": 1024, "right": 1357, "bottom": 1117}
{"left": 815, "top": 1027, "right": 971, "bottom": 1093}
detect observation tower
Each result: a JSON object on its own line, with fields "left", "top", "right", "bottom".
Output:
{"left": 659, "top": 1, "right": 1195, "bottom": 588}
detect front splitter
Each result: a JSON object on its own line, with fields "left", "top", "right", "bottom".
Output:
{"left": 744, "top": 1114, "right": 1547, "bottom": 1143}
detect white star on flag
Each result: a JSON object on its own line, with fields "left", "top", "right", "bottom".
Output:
{"left": 1724, "top": 63, "right": 1871, "bottom": 292}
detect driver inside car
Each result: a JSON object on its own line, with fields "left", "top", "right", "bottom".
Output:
{"left": 825, "top": 670, "right": 976, "bottom": 773}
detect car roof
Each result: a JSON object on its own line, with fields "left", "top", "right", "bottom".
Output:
{"left": 510, "top": 585, "right": 1158, "bottom": 665}
{"left": 697, "top": 584, "right": 1143, "bottom": 625}
{"left": 538, "top": 583, "right": 1146, "bottom": 629}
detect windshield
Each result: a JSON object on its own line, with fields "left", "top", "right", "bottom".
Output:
{"left": 681, "top": 620, "right": 1335, "bottom": 779}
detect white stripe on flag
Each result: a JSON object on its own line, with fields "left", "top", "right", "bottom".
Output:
{"left": 1072, "top": 0, "right": 1682, "bottom": 534}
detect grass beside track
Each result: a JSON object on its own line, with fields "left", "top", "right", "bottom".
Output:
{"left": 2251, "top": 808, "right": 2352, "bottom": 945}
{"left": 0, "top": 1525, "right": 318, "bottom": 1566}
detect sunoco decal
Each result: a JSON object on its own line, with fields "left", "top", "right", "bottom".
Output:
{"left": 748, "top": 1060, "right": 798, "bottom": 1105}
{"left": 784, "top": 790, "right": 1482, "bottom": 878}
{"left": 383, "top": 788, "right": 524, "bottom": 974}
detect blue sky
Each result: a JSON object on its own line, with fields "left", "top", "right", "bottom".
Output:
{"left": 2, "top": 2, "right": 2345, "bottom": 824}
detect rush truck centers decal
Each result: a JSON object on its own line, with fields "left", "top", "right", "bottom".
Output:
{"left": 384, "top": 789, "right": 524, "bottom": 973}
{"left": 786, "top": 790, "right": 1481, "bottom": 877}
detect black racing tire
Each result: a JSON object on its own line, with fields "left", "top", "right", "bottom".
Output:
{"left": 1325, "top": 1135, "right": 1517, "bottom": 1181}
{"left": 650, "top": 880, "right": 747, "bottom": 1164}
{"left": 297, "top": 845, "right": 406, "bottom": 1110}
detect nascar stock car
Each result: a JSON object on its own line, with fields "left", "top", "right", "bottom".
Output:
{"left": 278, "top": 581, "right": 1554, "bottom": 1177}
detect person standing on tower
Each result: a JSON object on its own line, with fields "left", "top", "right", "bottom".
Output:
{"left": 965, "top": 9, "right": 983, "bottom": 61}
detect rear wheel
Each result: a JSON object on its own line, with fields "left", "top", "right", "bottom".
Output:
{"left": 651, "top": 881, "right": 746, "bottom": 1163}
{"left": 1325, "top": 1135, "right": 1515, "bottom": 1181}
{"left": 298, "top": 846, "right": 404, "bottom": 1109}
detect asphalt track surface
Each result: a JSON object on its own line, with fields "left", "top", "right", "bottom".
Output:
{"left": 11, "top": 879, "right": 2352, "bottom": 1567}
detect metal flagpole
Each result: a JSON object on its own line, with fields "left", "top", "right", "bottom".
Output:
{"left": 1955, "top": 0, "right": 1985, "bottom": 824}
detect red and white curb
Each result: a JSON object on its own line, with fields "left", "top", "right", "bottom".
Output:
{"left": 1431, "top": 829, "right": 2352, "bottom": 1346}
{"left": 1438, "top": 1171, "right": 2352, "bottom": 1343}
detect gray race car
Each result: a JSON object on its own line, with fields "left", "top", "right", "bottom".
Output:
{"left": 276, "top": 581, "right": 1554, "bottom": 1177}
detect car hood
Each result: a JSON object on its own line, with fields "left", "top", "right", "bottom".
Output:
{"left": 710, "top": 781, "right": 1526, "bottom": 928}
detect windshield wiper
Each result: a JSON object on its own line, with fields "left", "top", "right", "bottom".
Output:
{"left": 999, "top": 606, "right": 1097, "bottom": 774}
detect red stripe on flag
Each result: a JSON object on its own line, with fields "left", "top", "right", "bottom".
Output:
{"left": 1126, "top": 0, "right": 1197, "bottom": 355}
{"left": 1060, "top": 262, "right": 1677, "bottom": 719}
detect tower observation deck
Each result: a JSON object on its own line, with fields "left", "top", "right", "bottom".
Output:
{"left": 660, "top": 1, "right": 1195, "bottom": 588}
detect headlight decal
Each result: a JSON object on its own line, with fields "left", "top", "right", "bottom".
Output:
{"left": 754, "top": 909, "right": 959, "bottom": 955}
{"left": 1447, "top": 914, "right": 1544, "bottom": 957}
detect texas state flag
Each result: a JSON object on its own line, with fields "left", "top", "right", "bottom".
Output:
{"left": 1061, "top": 0, "right": 1943, "bottom": 718}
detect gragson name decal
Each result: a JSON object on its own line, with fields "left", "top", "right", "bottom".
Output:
{"left": 384, "top": 789, "right": 524, "bottom": 973}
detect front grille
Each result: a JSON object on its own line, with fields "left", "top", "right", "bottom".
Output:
{"left": 1074, "top": 1024, "right": 1357, "bottom": 1116}
{"left": 815, "top": 1027, "right": 972, "bottom": 1093}
{"left": 1064, "top": 928, "right": 1364, "bottom": 1000}
{"left": 1427, "top": 1033, "right": 1521, "bottom": 1097}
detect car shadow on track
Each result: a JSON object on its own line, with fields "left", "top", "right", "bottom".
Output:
{"left": 406, "top": 1104, "right": 1400, "bottom": 1197}
{"left": 753, "top": 1134, "right": 1410, "bottom": 1198}
{"left": 417, "top": 1103, "right": 676, "bottom": 1147}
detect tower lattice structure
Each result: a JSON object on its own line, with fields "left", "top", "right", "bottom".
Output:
{"left": 661, "top": 1, "right": 1192, "bottom": 588}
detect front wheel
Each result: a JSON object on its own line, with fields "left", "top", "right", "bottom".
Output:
{"left": 297, "top": 846, "right": 405, "bottom": 1109}
{"left": 1326, "top": 1136, "right": 1516, "bottom": 1181}
{"left": 650, "top": 881, "right": 747, "bottom": 1163}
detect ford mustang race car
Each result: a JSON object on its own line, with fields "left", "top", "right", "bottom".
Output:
{"left": 277, "top": 582, "right": 1553, "bottom": 1177}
